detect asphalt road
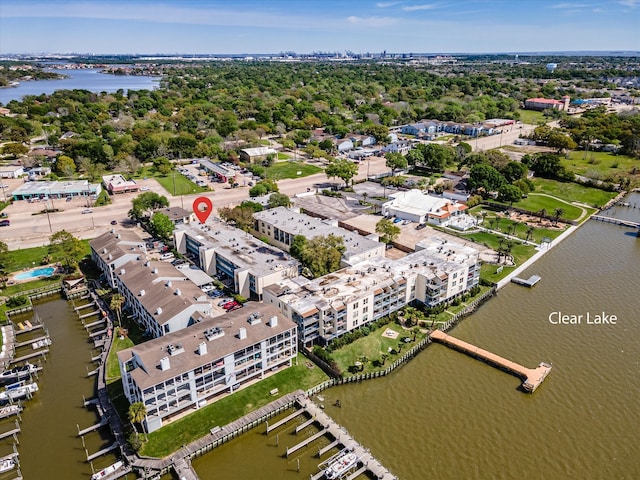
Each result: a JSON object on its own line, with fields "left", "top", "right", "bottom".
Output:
{"left": 0, "top": 156, "right": 391, "bottom": 250}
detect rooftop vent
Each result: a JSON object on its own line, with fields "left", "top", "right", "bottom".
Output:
{"left": 269, "top": 316, "right": 278, "bottom": 328}
{"left": 167, "top": 343, "right": 184, "bottom": 356}
{"left": 119, "top": 268, "right": 126, "bottom": 275}
{"left": 139, "top": 289, "right": 145, "bottom": 297}
{"left": 159, "top": 356, "right": 170, "bottom": 371}
{"left": 166, "top": 280, "right": 172, "bottom": 287}
{"left": 204, "top": 327, "right": 224, "bottom": 341}
{"left": 238, "top": 327, "right": 247, "bottom": 340}
{"left": 197, "top": 342, "right": 207, "bottom": 355}
{"left": 152, "top": 267, "right": 158, "bottom": 274}
{"left": 156, "top": 307, "right": 163, "bottom": 315}
{"left": 175, "top": 288, "right": 181, "bottom": 296}
{"left": 107, "top": 254, "right": 113, "bottom": 260}
{"left": 102, "top": 248, "right": 107, "bottom": 254}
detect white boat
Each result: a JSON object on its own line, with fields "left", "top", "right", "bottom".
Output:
{"left": 0, "top": 456, "right": 16, "bottom": 473}
{"left": 324, "top": 451, "right": 358, "bottom": 479}
{"left": 0, "top": 381, "right": 39, "bottom": 402}
{"left": 32, "top": 338, "right": 52, "bottom": 350}
{"left": 0, "top": 362, "right": 38, "bottom": 382}
{"left": 91, "top": 460, "right": 124, "bottom": 480}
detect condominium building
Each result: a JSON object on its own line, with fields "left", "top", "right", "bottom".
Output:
{"left": 253, "top": 207, "right": 386, "bottom": 267}
{"left": 173, "top": 220, "right": 299, "bottom": 301}
{"left": 264, "top": 237, "right": 479, "bottom": 346}
{"left": 90, "top": 229, "right": 149, "bottom": 288}
{"left": 117, "top": 303, "right": 297, "bottom": 432}
{"left": 113, "top": 256, "right": 216, "bottom": 338}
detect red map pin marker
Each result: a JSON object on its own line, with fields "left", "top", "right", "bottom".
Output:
{"left": 193, "top": 197, "right": 213, "bottom": 224}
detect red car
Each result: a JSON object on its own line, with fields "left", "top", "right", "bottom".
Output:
{"left": 223, "top": 301, "right": 239, "bottom": 310}
{"left": 226, "top": 304, "right": 243, "bottom": 312}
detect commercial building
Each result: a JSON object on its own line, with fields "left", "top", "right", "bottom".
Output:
{"left": 382, "top": 189, "right": 470, "bottom": 227}
{"left": 264, "top": 237, "right": 480, "bottom": 346}
{"left": 524, "top": 96, "right": 570, "bottom": 111}
{"left": 102, "top": 174, "right": 140, "bottom": 194}
{"left": 199, "top": 159, "right": 237, "bottom": 183}
{"left": 253, "top": 207, "right": 386, "bottom": 267}
{"left": 239, "top": 147, "right": 277, "bottom": 163}
{"left": 118, "top": 303, "right": 297, "bottom": 432}
{"left": 173, "top": 220, "right": 299, "bottom": 300}
{"left": 12, "top": 180, "right": 101, "bottom": 201}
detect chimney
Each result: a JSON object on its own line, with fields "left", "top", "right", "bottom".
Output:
{"left": 156, "top": 307, "right": 163, "bottom": 315}
{"left": 270, "top": 316, "right": 278, "bottom": 327}
{"left": 175, "top": 288, "right": 181, "bottom": 296}
{"left": 119, "top": 268, "right": 126, "bottom": 275}
{"left": 198, "top": 342, "right": 207, "bottom": 355}
{"left": 139, "top": 289, "right": 145, "bottom": 296}
{"left": 238, "top": 327, "right": 247, "bottom": 340}
{"left": 159, "top": 356, "right": 170, "bottom": 371}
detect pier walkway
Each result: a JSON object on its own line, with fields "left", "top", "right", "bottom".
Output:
{"left": 591, "top": 215, "right": 640, "bottom": 229}
{"left": 430, "top": 330, "right": 552, "bottom": 393}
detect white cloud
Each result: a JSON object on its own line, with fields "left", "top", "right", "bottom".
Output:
{"left": 375, "top": 1, "right": 405, "bottom": 7}
{"left": 346, "top": 15, "right": 401, "bottom": 27}
{"left": 549, "top": 3, "right": 591, "bottom": 8}
{"left": 618, "top": 0, "right": 639, "bottom": 6}
{"left": 402, "top": 3, "right": 440, "bottom": 11}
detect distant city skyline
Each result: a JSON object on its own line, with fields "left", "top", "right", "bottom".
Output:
{"left": 1, "top": 0, "right": 639, "bottom": 55}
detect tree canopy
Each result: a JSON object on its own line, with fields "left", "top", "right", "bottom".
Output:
{"left": 48, "top": 230, "right": 85, "bottom": 268}
{"left": 130, "top": 191, "right": 170, "bottom": 219}
{"left": 375, "top": 218, "right": 401, "bottom": 244}
{"left": 326, "top": 158, "right": 358, "bottom": 187}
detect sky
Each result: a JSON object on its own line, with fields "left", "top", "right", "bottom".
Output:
{"left": 1, "top": 0, "right": 639, "bottom": 55}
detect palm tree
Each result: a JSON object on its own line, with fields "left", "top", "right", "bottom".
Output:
{"left": 553, "top": 208, "right": 564, "bottom": 226}
{"left": 380, "top": 353, "right": 389, "bottom": 366}
{"left": 525, "top": 225, "right": 535, "bottom": 242}
{"left": 128, "top": 401, "right": 147, "bottom": 438}
{"left": 110, "top": 293, "right": 125, "bottom": 328}
{"left": 537, "top": 208, "right": 547, "bottom": 223}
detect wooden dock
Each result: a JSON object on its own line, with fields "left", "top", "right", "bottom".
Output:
{"left": 511, "top": 274, "right": 541, "bottom": 287}
{"left": 78, "top": 418, "right": 109, "bottom": 436}
{"left": 14, "top": 335, "right": 49, "bottom": 348}
{"left": 10, "top": 349, "right": 48, "bottom": 364}
{"left": 430, "top": 330, "right": 552, "bottom": 393}
{"left": 286, "top": 428, "right": 328, "bottom": 457}
{"left": 265, "top": 407, "right": 306, "bottom": 433}
{"left": 86, "top": 442, "right": 119, "bottom": 461}
{"left": 591, "top": 215, "right": 640, "bottom": 229}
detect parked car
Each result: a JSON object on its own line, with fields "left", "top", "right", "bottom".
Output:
{"left": 416, "top": 223, "right": 426, "bottom": 230}
{"left": 223, "top": 301, "right": 240, "bottom": 310}
{"left": 210, "top": 290, "right": 224, "bottom": 298}
{"left": 66, "top": 196, "right": 73, "bottom": 202}
{"left": 0, "top": 219, "right": 9, "bottom": 227}
{"left": 160, "top": 252, "right": 175, "bottom": 260}
{"left": 81, "top": 208, "right": 93, "bottom": 214}
{"left": 110, "top": 220, "right": 118, "bottom": 225}
{"left": 140, "top": 186, "right": 150, "bottom": 191}
{"left": 226, "top": 303, "right": 243, "bottom": 312}
{"left": 393, "top": 217, "right": 402, "bottom": 223}
{"left": 201, "top": 285, "right": 214, "bottom": 293}
{"left": 217, "top": 298, "right": 233, "bottom": 307}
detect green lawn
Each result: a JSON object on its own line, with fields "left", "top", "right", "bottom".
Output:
{"left": 277, "top": 152, "right": 291, "bottom": 160}
{"left": 331, "top": 322, "right": 427, "bottom": 376}
{"left": 154, "top": 173, "right": 208, "bottom": 196}
{"left": 515, "top": 109, "right": 547, "bottom": 125}
{"left": 267, "top": 161, "right": 323, "bottom": 181}
{"left": 510, "top": 195, "right": 585, "bottom": 221}
{"left": 564, "top": 150, "right": 640, "bottom": 184}
{"left": 531, "top": 178, "right": 617, "bottom": 208}
{"left": 140, "top": 354, "right": 329, "bottom": 457}
{"left": 106, "top": 335, "right": 134, "bottom": 382}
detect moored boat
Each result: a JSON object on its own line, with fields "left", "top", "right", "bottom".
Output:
{"left": 0, "top": 456, "right": 16, "bottom": 473}
{"left": 32, "top": 338, "right": 52, "bottom": 350}
{"left": 91, "top": 460, "right": 124, "bottom": 480}
{"left": 0, "top": 362, "right": 38, "bottom": 382}
{"left": 0, "top": 381, "right": 39, "bottom": 402}
{"left": 324, "top": 451, "right": 358, "bottom": 479}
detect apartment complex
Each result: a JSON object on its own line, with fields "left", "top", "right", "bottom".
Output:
{"left": 253, "top": 207, "right": 386, "bottom": 267}
{"left": 118, "top": 303, "right": 297, "bottom": 432}
{"left": 90, "top": 229, "right": 149, "bottom": 288}
{"left": 173, "top": 220, "right": 299, "bottom": 300}
{"left": 264, "top": 237, "right": 480, "bottom": 346}
{"left": 91, "top": 229, "right": 217, "bottom": 338}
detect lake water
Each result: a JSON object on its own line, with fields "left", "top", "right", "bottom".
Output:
{"left": 0, "top": 68, "right": 160, "bottom": 104}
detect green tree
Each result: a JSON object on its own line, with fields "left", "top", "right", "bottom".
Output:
{"left": 385, "top": 152, "right": 407, "bottom": 176}
{"left": 218, "top": 205, "right": 255, "bottom": 233}
{"left": 131, "top": 192, "right": 169, "bottom": 219}
{"left": 267, "top": 192, "right": 291, "bottom": 209}
{"left": 553, "top": 208, "right": 565, "bottom": 226}
{"left": 497, "top": 184, "right": 522, "bottom": 204}
{"left": 325, "top": 158, "right": 358, "bottom": 187}
{"left": 1, "top": 142, "right": 28, "bottom": 157}
{"left": 289, "top": 235, "right": 307, "bottom": 260}
{"left": 54, "top": 155, "right": 76, "bottom": 177}
{"left": 128, "top": 401, "right": 147, "bottom": 435}
{"left": 375, "top": 218, "right": 401, "bottom": 244}
{"left": 150, "top": 212, "right": 175, "bottom": 240}
{"left": 48, "top": 230, "right": 85, "bottom": 269}
{"left": 467, "top": 163, "right": 506, "bottom": 194}
{"left": 152, "top": 156, "right": 173, "bottom": 175}
{"left": 110, "top": 293, "right": 125, "bottom": 328}
{"left": 300, "top": 234, "right": 345, "bottom": 277}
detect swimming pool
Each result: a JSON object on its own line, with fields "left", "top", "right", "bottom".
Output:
{"left": 14, "top": 267, "right": 55, "bottom": 281}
